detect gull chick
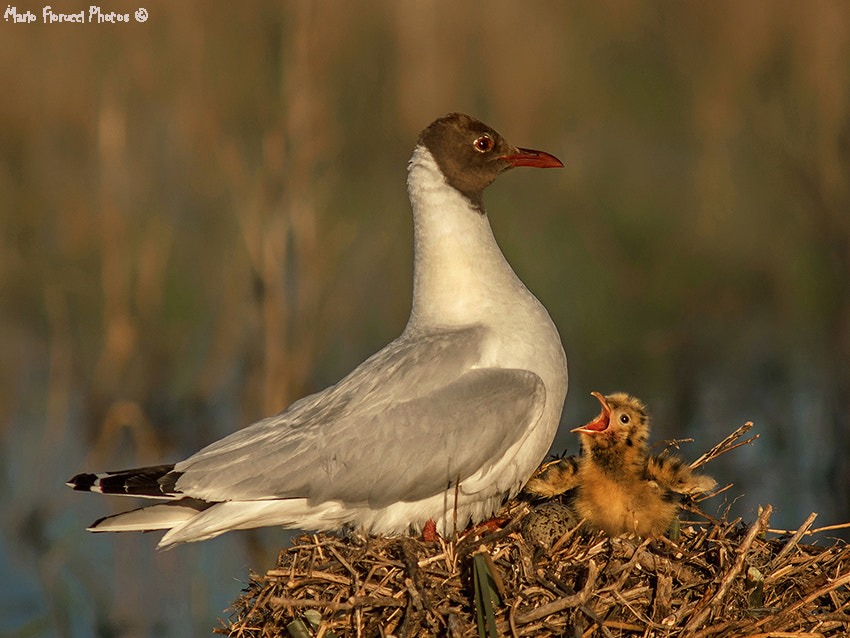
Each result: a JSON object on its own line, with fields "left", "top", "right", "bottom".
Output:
{"left": 67, "top": 113, "right": 569, "bottom": 549}
{"left": 525, "top": 392, "right": 714, "bottom": 537}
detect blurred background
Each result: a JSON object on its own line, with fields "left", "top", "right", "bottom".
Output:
{"left": 2, "top": 1, "right": 849, "bottom": 635}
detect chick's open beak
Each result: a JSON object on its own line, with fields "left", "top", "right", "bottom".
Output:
{"left": 571, "top": 391, "right": 612, "bottom": 435}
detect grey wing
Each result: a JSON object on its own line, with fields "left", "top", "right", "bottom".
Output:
{"left": 174, "top": 326, "right": 489, "bottom": 499}
{"left": 175, "top": 366, "right": 545, "bottom": 507}
{"left": 312, "top": 367, "right": 546, "bottom": 507}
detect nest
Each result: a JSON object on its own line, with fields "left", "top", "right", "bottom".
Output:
{"left": 217, "top": 425, "right": 850, "bottom": 638}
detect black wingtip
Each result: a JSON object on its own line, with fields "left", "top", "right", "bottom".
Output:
{"left": 66, "top": 464, "right": 181, "bottom": 497}
{"left": 67, "top": 472, "right": 98, "bottom": 491}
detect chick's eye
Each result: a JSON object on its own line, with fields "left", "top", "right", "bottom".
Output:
{"left": 473, "top": 135, "right": 493, "bottom": 153}
{"left": 619, "top": 414, "right": 630, "bottom": 425}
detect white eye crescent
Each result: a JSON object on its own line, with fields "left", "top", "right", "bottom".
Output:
{"left": 473, "top": 135, "right": 493, "bottom": 153}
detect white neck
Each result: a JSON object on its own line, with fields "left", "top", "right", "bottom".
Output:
{"left": 404, "top": 145, "right": 530, "bottom": 330}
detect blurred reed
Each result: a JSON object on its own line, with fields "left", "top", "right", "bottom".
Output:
{"left": 0, "top": 2, "right": 848, "bottom": 636}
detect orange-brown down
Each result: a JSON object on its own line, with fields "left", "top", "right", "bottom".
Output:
{"left": 525, "top": 392, "right": 715, "bottom": 538}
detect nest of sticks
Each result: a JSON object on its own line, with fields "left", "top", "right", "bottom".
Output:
{"left": 217, "top": 424, "right": 850, "bottom": 638}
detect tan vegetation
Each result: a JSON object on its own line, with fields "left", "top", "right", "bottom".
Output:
{"left": 2, "top": 3, "right": 849, "bottom": 636}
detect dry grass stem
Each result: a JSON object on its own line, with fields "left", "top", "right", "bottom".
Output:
{"left": 689, "top": 422, "right": 758, "bottom": 470}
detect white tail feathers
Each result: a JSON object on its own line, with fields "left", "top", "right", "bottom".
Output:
{"left": 88, "top": 499, "right": 209, "bottom": 534}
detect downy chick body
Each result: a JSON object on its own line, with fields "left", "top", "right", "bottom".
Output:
{"left": 525, "top": 392, "right": 715, "bottom": 537}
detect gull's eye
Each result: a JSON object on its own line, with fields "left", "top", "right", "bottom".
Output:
{"left": 473, "top": 134, "right": 493, "bottom": 153}
{"left": 619, "top": 414, "right": 630, "bottom": 425}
